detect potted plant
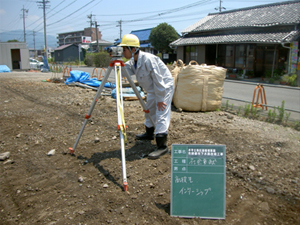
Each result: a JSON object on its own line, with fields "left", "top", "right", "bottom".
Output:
{"left": 264, "top": 70, "right": 272, "bottom": 82}
{"left": 280, "top": 74, "right": 289, "bottom": 85}
{"left": 288, "top": 74, "right": 297, "bottom": 86}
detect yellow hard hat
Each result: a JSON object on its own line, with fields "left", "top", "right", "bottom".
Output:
{"left": 118, "top": 34, "right": 140, "bottom": 48}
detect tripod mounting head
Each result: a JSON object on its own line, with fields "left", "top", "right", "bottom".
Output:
{"left": 106, "top": 46, "right": 123, "bottom": 57}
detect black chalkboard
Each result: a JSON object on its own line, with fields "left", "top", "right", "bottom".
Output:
{"left": 171, "top": 144, "right": 226, "bottom": 219}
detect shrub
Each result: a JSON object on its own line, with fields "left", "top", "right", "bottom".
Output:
{"left": 93, "top": 52, "right": 111, "bottom": 67}
{"left": 84, "top": 53, "right": 94, "bottom": 67}
{"left": 84, "top": 52, "right": 111, "bottom": 67}
{"left": 288, "top": 74, "right": 297, "bottom": 86}
{"left": 281, "top": 74, "right": 289, "bottom": 83}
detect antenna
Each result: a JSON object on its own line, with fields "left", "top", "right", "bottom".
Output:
{"left": 215, "top": 0, "right": 226, "bottom": 12}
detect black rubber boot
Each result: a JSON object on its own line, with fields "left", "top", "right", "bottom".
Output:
{"left": 135, "top": 126, "right": 154, "bottom": 140}
{"left": 148, "top": 133, "right": 168, "bottom": 159}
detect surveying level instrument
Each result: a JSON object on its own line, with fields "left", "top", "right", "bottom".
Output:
{"left": 69, "top": 55, "right": 155, "bottom": 191}
{"left": 106, "top": 46, "right": 123, "bottom": 57}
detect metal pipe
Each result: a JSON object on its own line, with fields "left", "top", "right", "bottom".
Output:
{"left": 271, "top": 45, "right": 277, "bottom": 78}
{"left": 64, "top": 35, "right": 72, "bottom": 45}
{"left": 222, "top": 96, "right": 300, "bottom": 113}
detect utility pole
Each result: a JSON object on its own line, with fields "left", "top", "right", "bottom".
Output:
{"left": 37, "top": 0, "right": 50, "bottom": 70}
{"left": 87, "top": 13, "right": 95, "bottom": 29}
{"left": 95, "top": 21, "right": 99, "bottom": 52}
{"left": 215, "top": 0, "right": 226, "bottom": 12}
{"left": 21, "top": 6, "right": 28, "bottom": 42}
{"left": 87, "top": 12, "right": 95, "bottom": 51}
{"left": 117, "top": 20, "right": 122, "bottom": 39}
{"left": 33, "top": 31, "right": 36, "bottom": 57}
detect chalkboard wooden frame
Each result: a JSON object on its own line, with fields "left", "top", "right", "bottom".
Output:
{"left": 170, "top": 144, "right": 226, "bottom": 219}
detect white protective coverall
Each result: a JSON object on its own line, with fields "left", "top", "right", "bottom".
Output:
{"left": 125, "top": 51, "right": 174, "bottom": 134}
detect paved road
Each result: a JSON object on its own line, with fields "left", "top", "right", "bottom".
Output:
{"left": 222, "top": 80, "right": 300, "bottom": 121}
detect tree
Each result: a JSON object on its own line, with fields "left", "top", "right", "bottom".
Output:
{"left": 149, "top": 23, "right": 179, "bottom": 53}
{"left": 7, "top": 39, "right": 19, "bottom": 42}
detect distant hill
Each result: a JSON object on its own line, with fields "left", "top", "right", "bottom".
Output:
{"left": 0, "top": 30, "right": 57, "bottom": 49}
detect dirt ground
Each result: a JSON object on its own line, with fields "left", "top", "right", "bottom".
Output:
{"left": 0, "top": 72, "right": 300, "bottom": 225}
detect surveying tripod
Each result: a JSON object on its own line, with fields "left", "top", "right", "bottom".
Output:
{"left": 69, "top": 57, "right": 154, "bottom": 191}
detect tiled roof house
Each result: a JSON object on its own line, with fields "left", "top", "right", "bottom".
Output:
{"left": 171, "top": 0, "right": 300, "bottom": 77}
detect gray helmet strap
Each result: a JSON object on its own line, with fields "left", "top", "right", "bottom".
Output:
{"left": 128, "top": 46, "right": 139, "bottom": 58}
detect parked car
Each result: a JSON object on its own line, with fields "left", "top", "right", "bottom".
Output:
{"left": 29, "top": 58, "right": 44, "bottom": 69}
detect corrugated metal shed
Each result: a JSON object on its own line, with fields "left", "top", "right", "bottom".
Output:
{"left": 54, "top": 44, "right": 73, "bottom": 51}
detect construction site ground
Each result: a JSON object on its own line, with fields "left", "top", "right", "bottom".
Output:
{"left": 0, "top": 71, "right": 299, "bottom": 225}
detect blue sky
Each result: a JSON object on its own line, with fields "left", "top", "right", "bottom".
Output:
{"left": 0, "top": 0, "right": 291, "bottom": 43}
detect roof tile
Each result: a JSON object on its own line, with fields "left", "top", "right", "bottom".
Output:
{"left": 185, "top": 1, "right": 300, "bottom": 33}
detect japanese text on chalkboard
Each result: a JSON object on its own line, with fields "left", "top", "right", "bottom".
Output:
{"left": 179, "top": 187, "right": 212, "bottom": 196}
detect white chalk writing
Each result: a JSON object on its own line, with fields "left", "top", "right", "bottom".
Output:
{"left": 189, "top": 158, "right": 217, "bottom": 165}
{"left": 174, "top": 176, "right": 193, "bottom": 183}
{"left": 173, "top": 149, "right": 187, "bottom": 154}
{"left": 179, "top": 187, "right": 212, "bottom": 196}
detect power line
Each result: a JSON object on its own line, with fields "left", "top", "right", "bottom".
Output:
{"left": 46, "top": 0, "right": 96, "bottom": 27}
{"left": 47, "top": 0, "right": 77, "bottom": 19}
{"left": 26, "top": 0, "right": 77, "bottom": 31}
{"left": 122, "top": 0, "right": 213, "bottom": 23}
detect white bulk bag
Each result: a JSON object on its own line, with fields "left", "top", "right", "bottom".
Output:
{"left": 173, "top": 62, "right": 227, "bottom": 112}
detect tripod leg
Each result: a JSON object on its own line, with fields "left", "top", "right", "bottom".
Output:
{"left": 121, "top": 67, "right": 155, "bottom": 126}
{"left": 69, "top": 66, "right": 113, "bottom": 154}
{"left": 115, "top": 64, "right": 128, "bottom": 191}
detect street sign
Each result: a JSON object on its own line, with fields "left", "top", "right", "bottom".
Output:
{"left": 82, "top": 36, "right": 91, "bottom": 44}
{"left": 171, "top": 144, "right": 226, "bottom": 219}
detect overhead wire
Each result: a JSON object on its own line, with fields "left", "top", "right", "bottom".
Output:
{"left": 46, "top": 0, "right": 104, "bottom": 33}
{"left": 3, "top": 0, "right": 290, "bottom": 44}
{"left": 47, "top": 0, "right": 98, "bottom": 27}
{"left": 28, "top": 0, "right": 78, "bottom": 32}
{"left": 121, "top": 0, "right": 213, "bottom": 23}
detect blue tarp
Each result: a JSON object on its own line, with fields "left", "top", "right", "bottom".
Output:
{"left": 65, "top": 70, "right": 115, "bottom": 88}
{"left": 42, "top": 56, "right": 50, "bottom": 72}
{"left": 111, "top": 87, "right": 145, "bottom": 99}
{"left": 0, "top": 65, "right": 11, "bottom": 73}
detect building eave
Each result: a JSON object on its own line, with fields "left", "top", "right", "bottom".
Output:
{"left": 171, "top": 30, "right": 300, "bottom": 46}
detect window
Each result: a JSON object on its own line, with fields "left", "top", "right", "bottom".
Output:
{"left": 184, "top": 46, "right": 197, "bottom": 63}
{"left": 246, "top": 45, "right": 254, "bottom": 70}
{"left": 235, "top": 45, "right": 246, "bottom": 68}
{"left": 225, "top": 45, "right": 234, "bottom": 68}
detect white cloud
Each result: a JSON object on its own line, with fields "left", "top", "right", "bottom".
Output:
{"left": 28, "top": 15, "right": 42, "bottom": 23}
{"left": 0, "top": 9, "right": 6, "bottom": 15}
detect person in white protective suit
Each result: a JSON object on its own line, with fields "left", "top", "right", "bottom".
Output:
{"left": 118, "top": 34, "right": 174, "bottom": 159}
